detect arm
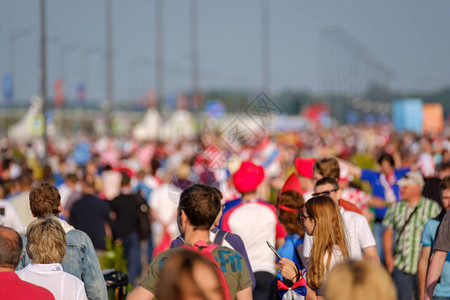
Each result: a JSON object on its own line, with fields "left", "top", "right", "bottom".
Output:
{"left": 363, "top": 246, "right": 380, "bottom": 265}
{"left": 126, "top": 286, "right": 155, "bottom": 300}
{"left": 368, "top": 195, "right": 387, "bottom": 208}
{"left": 276, "top": 238, "right": 285, "bottom": 250}
{"left": 305, "top": 285, "right": 318, "bottom": 300}
{"left": 279, "top": 258, "right": 301, "bottom": 282}
{"left": 235, "top": 286, "right": 252, "bottom": 300}
{"left": 383, "top": 227, "right": 395, "bottom": 273}
{"left": 424, "top": 250, "right": 447, "bottom": 300}
{"left": 80, "top": 233, "right": 108, "bottom": 300}
{"left": 337, "top": 158, "right": 362, "bottom": 178}
{"left": 417, "top": 246, "right": 431, "bottom": 300}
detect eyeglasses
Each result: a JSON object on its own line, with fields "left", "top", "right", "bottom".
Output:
{"left": 299, "top": 214, "right": 312, "bottom": 222}
{"left": 311, "top": 188, "right": 339, "bottom": 197}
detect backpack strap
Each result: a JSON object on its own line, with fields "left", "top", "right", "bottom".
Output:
{"left": 213, "top": 229, "right": 229, "bottom": 246}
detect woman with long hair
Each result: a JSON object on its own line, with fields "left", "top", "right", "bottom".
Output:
{"left": 279, "top": 195, "right": 349, "bottom": 300}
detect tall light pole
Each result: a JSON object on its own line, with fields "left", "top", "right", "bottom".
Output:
{"left": 155, "top": 0, "right": 164, "bottom": 109}
{"left": 190, "top": 0, "right": 199, "bottom": 106}
{"left": 105, "top": 0, "right": 114, "bottom": 135}
{"left": 261, "top": 0, "right": 270, "bottom": 94}
{"left": 9, "top": 28, "right": 30, "bottom": 101}
{"left": 40, "top": 0, "right": 48, "bottom": 164}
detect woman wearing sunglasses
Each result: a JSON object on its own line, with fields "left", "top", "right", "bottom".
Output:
{"left": 279, "top": 195, "right": 349, "bottom": 300}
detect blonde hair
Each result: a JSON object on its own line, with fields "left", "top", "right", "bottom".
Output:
{"left": 325, "top": 260, "right": 397, "bottom": 300}
{"left": 27, "top": 216, "right": 66, "bottom": 264}
{"left": 305, "top": 196, "right": 349, "bottom": 290}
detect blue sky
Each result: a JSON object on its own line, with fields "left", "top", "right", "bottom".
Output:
{"left": 1, "top": 0, "right": 449, "bottom": 104}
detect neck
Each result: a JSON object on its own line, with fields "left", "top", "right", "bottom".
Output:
{"left": 184, "top": 227, "right": 211, "bottom": 245}
{"left": 407, "top": 195, "right": 421, "bottom": 207}
{"left": 0, "top": 267, "right": 14, "bottom": 272}
{"left": 242, "top": 192, "right": 258, "bottom": 201}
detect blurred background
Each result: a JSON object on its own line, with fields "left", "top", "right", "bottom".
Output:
{"left": 1, "top": 0, "right": 450, "bottom": 136}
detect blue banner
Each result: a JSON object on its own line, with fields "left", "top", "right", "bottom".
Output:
{"left": 3, "top": 74, "right": 13, "bottom": 102}
{"left": 392, "top": 98, "right": 423, "bottom": 133}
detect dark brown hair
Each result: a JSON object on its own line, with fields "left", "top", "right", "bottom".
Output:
{"left": 29, "top": 182, "right": 61, "bottom": 218}
{"left": 314, "top": 157, "right": 340, "bottom": 181}
{"left": 179, "top": 184, "right": 222, "bottom": 230}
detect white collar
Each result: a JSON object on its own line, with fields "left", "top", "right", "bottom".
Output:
{"left": 56, "top": 218, "right": 75, "bottom": 233}
{"left": 26, "top": 263, "right": 63, "bottom": 272}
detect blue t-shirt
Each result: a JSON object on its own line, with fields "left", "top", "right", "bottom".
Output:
{"left": 276, "top": 234, "right": 303, "bottom": 280}
{"left": 421, "top": 218, "right": 450, "bottom": 297}
{"left": 361, "top": 168, "right": 409, "bottom": 219}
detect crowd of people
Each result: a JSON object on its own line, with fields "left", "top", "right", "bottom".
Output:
{"left": 0, "top": 121, "right": 450, "bottom": 300}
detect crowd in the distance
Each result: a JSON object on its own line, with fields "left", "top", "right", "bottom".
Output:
{"left": 0, "top": 122, "right": 450, "bottom": 300}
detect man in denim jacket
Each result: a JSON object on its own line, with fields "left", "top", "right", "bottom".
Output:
{"left": 16, "top": 182, "right": 107, "bottom": 300}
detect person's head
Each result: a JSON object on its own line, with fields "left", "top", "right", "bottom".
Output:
{"left": 26, "top": 216, "right": 66, "bottom": 264}
{"left": 232, "top": 161, "right": 264, "bottom": 195}
{"left": 120, "top": 172, "right": 131, "bottom": 187}
{"left": 178, "top": 184, "right": 222, "bottom": 233}
{"left": 313, "top": 157, "right": 340, "bottom": 183}
{"left": 64, "top": 173, "right": 79, "bottom": 188}
{"left": 314, "top": 177, "right": 341, "bottom": 204}
{"left": 277, "top": 190, "right": 305, "bottom": 237}
{"left": 29, "top": 182, "right": 61, "bottom": 218}
{"left": 0, "top": 226, "right": 23, "bottom": 271}
{"left": 440, "top": 176, "right": 450, "bottom": 210}
{"left": 378, "top": 153, "right": 395, "bottom": 175}
{"left": 81, "top": 173, "right": 96, "bottom": 194}
{"left": 300, "top": 195, "right": 348, "bottom": 290}
{"left": 158, "top": 249, "right": 225, "bottom": 300}
{"left": 397, "top": 171, "right": 424, "bottom": 202}
{"left": 17, "top": 171, "right": 33, "bottom": 192}
{"left": 438, "top": 161, "right": 450, "bottom": 179}
{"left": 325, "top": 260, "right": 397, "bottom": 300}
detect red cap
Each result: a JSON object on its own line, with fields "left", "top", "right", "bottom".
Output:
{"left": 281, "top": 173, "right": 302, "bottom": 194}
{"left": 233, "top": 161, "right": 265, "bottom": 193}
{"left": 294, "top": 157, "right": 316, "bottom": 179}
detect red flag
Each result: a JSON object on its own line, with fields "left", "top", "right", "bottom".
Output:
{"left": 54, "top": 78, "right": 64, "bottom": 107}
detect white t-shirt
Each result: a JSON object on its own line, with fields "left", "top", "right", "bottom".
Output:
{"left": 304, "top": 246, "right": 344, "bottom": 289}
{"left": 303, "top": 207, "right": 376, "bottom": 259}
{"left": 150, "top": 183, "right": 181, "bottom": 245}
{"left": 16, "top": 263, "right": 87, "bottom": 300}
{"left": 224, "top": 201, "right": 280, "bottom": 274}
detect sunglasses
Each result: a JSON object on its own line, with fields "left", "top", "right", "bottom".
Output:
{"left": 299, "top": 214, "right": 312, "bottom": 222}
{"left": 311, "top": 188, "right": 338, "bottom": 197}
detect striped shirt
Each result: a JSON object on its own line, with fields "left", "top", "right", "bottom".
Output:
{"left": 383, "top": 196, "right": 441, "bottom": 274}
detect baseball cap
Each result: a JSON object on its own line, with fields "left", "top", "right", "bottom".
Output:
{"left": 232, "top": 161, "right": 265, "bottom": 193}
{"left": 397, "top": 171, "right": 424, "bottom": 189}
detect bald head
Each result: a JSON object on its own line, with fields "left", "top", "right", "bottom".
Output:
{"left": 0, "top": 226, "right": 23, "bottom": 270}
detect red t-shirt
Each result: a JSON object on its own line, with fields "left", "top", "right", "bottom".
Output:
{"left": 0, "top": 272, "right": 55, "bottom": 300}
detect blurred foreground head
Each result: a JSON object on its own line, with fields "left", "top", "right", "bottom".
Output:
{"left": 158, "top": 249, "right": 225, "bottom": 300}
{"left": 325, "top": 260, "right": 397, "bottom": 300}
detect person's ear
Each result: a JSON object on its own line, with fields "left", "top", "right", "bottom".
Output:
{"left": 180, "top": 210, "right": 188, "bottom": 225}
{"left": 26, "top": 244, "right": 33, "bottom": 260}
{"left": 58, "top": 203, "right": 63, "bottom": 213}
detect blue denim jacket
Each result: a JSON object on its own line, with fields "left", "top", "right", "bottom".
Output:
{"left": 17, "top": 224, "right": 107, "bottom": 300}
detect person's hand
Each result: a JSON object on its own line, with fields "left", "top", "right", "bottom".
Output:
{"left": 385, "top": 255, "right": 395, "bottom": 274}
{"left": 279, "top": 258, "right": 301, "bottom": 282}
